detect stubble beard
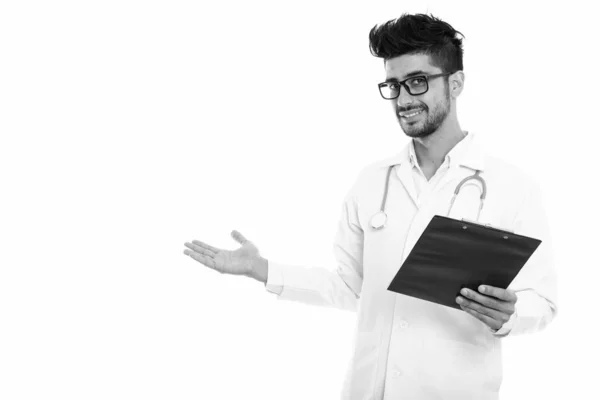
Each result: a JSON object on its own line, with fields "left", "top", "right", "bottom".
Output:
{"left": 398, "top": 88, "right": 452, "bottom": 139}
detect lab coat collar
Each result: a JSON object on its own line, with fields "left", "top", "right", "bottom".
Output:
{"left": 386, "top": 131, "right": 486, "bottom": 172}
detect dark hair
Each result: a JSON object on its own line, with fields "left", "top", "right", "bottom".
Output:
{"left": 369, "top": 13, "right": 465, "bottom": 73}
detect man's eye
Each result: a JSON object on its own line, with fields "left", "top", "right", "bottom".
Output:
{"left": 410, "top": 78, "right": 426, "bottom": 85}
{"left": 389, "top": 83, "right": 400, "bottom": 90}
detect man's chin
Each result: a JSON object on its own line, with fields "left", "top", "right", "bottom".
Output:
{"left": 400, "top": 126, "right": 434, "bottom": 139}
{"left": 399, "top": 122, "right": 425, "bottom": 138}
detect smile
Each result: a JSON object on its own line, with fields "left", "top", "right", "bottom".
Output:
{"left": 400, "top": 109, "right": 424, "bottom": 118}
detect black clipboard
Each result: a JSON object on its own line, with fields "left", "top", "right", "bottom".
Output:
{"left": 387, "top": 215, "right": 541, "bottom": 310}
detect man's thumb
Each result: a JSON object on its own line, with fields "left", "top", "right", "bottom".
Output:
{"left": 231, "top": 230, "right": 248, "bottom": 245}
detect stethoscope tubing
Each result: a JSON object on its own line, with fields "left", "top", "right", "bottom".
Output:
{"left": 371, "top": 165, "right": 487, "bottom": 230}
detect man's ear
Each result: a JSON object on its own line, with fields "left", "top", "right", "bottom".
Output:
{"left": 450, "top": 71, "right": 465, "bottom": 98}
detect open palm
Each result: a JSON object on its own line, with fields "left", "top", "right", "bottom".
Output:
{"left": 183, "top": 230, "right": 260, "bottom": 276}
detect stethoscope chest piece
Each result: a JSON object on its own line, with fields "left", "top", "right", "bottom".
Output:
{"left": 370, "top": 211, "right": 387, "bottom": 230}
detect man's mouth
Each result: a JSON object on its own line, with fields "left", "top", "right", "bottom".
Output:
{"left": 399, "top": 109, "right": 425, "bottom": 119}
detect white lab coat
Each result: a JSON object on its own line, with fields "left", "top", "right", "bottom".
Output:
{"left": 266, "top": 132, "right": 558, "bottom": 400}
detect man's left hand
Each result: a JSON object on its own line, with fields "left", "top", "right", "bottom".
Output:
{"left": 456, "top": 285, "right": 517, "bottom": 331}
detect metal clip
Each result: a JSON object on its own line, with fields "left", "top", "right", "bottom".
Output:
{"left": 461, "top": 218, "right": 514, "bottom": 234}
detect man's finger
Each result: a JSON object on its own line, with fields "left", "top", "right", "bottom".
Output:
{"left": 457, "top": 295, "right": 510, "bottom": 323}
{"left": 460, "top": 305, "right": 503, "bottom": 331}
{"left": 459, "top": 288, "right": 513, "bottom": 313}
{"left": 191, "top": 240, "right": 221, "bottom": 254}
{"left": 479, "top": 285, "right": 517, "bottom": 303}
{"left": 185, "top": 242, "right": 216, "bottom": 258}
{"left": 183, "top": 249, "right": 219, "bottom": 271}
{"left": 231, "top": 230, "right": 248, "bottom": 245}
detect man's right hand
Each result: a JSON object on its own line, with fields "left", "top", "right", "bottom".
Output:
{"left": 183, "top": 230, "right": 268, "bottom": 282}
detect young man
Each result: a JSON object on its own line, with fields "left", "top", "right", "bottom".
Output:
{"left": 184, "top": 13, "right": 558, "bottom": 400}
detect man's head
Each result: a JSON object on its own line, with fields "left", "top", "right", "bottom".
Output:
{"left": 369, "top": 14, "right": 465, "bottom": 139}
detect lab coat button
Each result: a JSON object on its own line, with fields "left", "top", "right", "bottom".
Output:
{"left": 394, "top": 320, "right": 409, "bottom": 331}
{"left": 392, "top": 368, "right": 403, "bottom": 378}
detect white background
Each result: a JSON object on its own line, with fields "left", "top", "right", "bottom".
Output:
{"left": 1, "top": 0, "right": 597, "bottom": 399}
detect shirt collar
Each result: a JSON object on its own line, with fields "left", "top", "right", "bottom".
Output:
{"left": 389, "top": 131, "right": 486, "bottom": 172}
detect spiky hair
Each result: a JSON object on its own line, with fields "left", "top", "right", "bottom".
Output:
{"left": 369, "top": 13, "right": 465, "bottom": 73}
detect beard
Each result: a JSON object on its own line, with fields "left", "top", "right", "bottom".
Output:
{"left": 397, "top": 86, "right": 451, "bottom": 139}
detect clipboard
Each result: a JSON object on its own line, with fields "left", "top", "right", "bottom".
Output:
{"left": 387, "top": 215, "right": 541, "bottom": 310}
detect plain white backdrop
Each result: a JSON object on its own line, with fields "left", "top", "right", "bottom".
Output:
{"left": 1, "top": 0, "right": 597, "bottom": 399}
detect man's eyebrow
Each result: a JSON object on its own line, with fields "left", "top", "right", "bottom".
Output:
{"left": 385, "top": 70, "right": 429, "bottom": 82}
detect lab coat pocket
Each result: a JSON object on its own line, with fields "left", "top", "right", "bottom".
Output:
{"left": 418, "top": 338, "right": 495, "bottom": 392}
{"left": 344, "top": 331, "right": 381, "bottom": 396}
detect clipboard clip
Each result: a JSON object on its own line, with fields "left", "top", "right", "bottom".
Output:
{"left": 461, "top": 218, "right": 514, "bottom": 234}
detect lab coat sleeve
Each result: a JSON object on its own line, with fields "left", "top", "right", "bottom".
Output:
{"left": 263, "top": 176, "right": 365, "bottom": 312}
{"left": 494, "top": 178, "right": 558, "bottom": 337}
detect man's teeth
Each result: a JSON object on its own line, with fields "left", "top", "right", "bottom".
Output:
{"left": 401, "top": 109, "right": 423, "bottom": 118}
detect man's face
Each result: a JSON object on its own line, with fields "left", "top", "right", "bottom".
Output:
{"left": 384, "top": 53, "right": 452, "bottom": 139}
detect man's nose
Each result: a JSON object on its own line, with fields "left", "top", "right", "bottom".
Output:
{"left": 396, "top": 86, "right": 414, "bottom": 108}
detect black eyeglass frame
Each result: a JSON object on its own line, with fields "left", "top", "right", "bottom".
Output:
{"left": 378, "top": 72, "right": 453, "bottom": 99}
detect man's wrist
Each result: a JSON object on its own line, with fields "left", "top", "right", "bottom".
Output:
{"left": 248, "top": 256, "right": 268, "bottom": 284}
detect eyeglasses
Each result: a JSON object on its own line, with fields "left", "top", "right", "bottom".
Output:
{"left": 378, "top": 72, "right": 452, "bottom": 99}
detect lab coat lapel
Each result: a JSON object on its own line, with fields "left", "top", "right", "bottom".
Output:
{"left": 433, "top": 134, "right": 487, "bottom": 220}
{"left": 433, "top": 166, "right": 480, "bottom": 219}
{"left": 435, "top": 165, "right": 472, "bottom": 199}
{"left": 395, "top": 161, "right": 419, "bottom": 209}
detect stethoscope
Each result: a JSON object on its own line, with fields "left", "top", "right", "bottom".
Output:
{"left": 370, "top": 165, "right": 487, "bottom": 230}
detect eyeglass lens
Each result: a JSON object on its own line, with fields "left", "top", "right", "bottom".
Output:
{"left": 380, "top": 77, "right": 428, "bottom": 99}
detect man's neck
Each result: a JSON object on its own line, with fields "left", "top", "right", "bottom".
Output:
{"left": 413, "top": 126, "right": 466, "bottom": 173}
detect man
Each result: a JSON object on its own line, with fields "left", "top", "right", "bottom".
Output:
{"left": 183, "top": 13, "right": 558, "bottom": 400}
